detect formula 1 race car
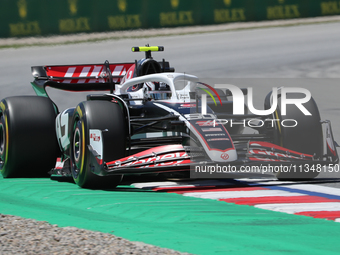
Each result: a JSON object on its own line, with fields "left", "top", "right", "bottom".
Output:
{"left": 0, "top": 46, "right": 338, "bottom": 188}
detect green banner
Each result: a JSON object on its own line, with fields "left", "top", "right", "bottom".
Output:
{"left": 0, "top": 0, "right": 339, "bottom": 38}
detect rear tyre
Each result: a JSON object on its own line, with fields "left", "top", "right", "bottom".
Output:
{"left": 0, "top": 96, "right": 59, "bottom": 177}
{"left": 265, "top": 92, "right": 323, "bottom": 180}
{"left": 69, "top": 101, "right": 125, "bottom": 189}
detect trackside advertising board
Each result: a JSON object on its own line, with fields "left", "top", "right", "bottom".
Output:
{"left": 0, "top": 0, "right": 339, "bottom": 38}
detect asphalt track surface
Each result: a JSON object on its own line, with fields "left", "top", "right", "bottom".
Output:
{"left": 1, "top": 22, "right": 340, "bottom": 254}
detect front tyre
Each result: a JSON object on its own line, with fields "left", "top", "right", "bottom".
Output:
{"left": 70, "top": 101, "right": 125, "bottom": 189}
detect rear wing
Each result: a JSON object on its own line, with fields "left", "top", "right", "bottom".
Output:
{"left": 31, "top": 61, "right": 135, "bottom": 94}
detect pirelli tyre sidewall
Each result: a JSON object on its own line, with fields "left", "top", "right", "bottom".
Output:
{"left": 0, "top": 102, "right": 9, "bottom": 175}
{"left": 0, "top": 96, "right": 59, "bottom": 177}
{"left": 70, "top": 101, "right": 125, "bottom": 189}
{"left": 265, "top": 92, "right": 323, "bottom": 180}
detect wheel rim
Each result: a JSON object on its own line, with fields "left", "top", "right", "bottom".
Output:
{"left": 0, "top": 122, "right": 5, "bottom": 157}
{"left": 73, "top": 126, "right": 81, "bottom": 172}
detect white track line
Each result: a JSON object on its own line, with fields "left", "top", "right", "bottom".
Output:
{"left": 182, "top": 190, "right": 305, "bottom": 199}
{"left": 132, "top": 180, "right": 235, "bottom": 189}
{"left": 255, "top": 202, "right": 340, "bottom": 214}
{"left": 133, "top": 182, "right": 179, "bottom": 188}
{"left": 279, "top": 184, "right": 340, "bottom": 197}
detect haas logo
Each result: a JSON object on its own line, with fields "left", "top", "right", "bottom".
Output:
{"left": 221, "top": 153, "right": 229, "bottom": 160}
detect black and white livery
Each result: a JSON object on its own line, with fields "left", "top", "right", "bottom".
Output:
{"left": 0, "top": 46, "right": 338, "bottom": 188}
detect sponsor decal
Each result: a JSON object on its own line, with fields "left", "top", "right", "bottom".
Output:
{"left": 180, "top": 103, "right": 196, "bottom": 108}
{"left": 249, "top": 149, "right": 305, "bottom": 160}
{"left": 122, "top": 151, "right": 188, "bottom": 168}
{"left": 201, "top": 127, "right": 222, "bottom": 132}
{"left": 207, "top": 138, "right": 229, "bottom": 142}
{"left": 205, "top": 133, "right": 226, "bottom": 137}
{"left": 90, "top": 133, "right": 101, "bottom": 142}
{"left": 196, "top": 120, "right": 216, "bottom": 127}
{"left": 177, "top": 93, "right": 190, "bottom": 99}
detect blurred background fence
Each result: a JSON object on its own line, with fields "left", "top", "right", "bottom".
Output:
{"left": 0, "top": 0, "right": 339, "bottom": 38}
